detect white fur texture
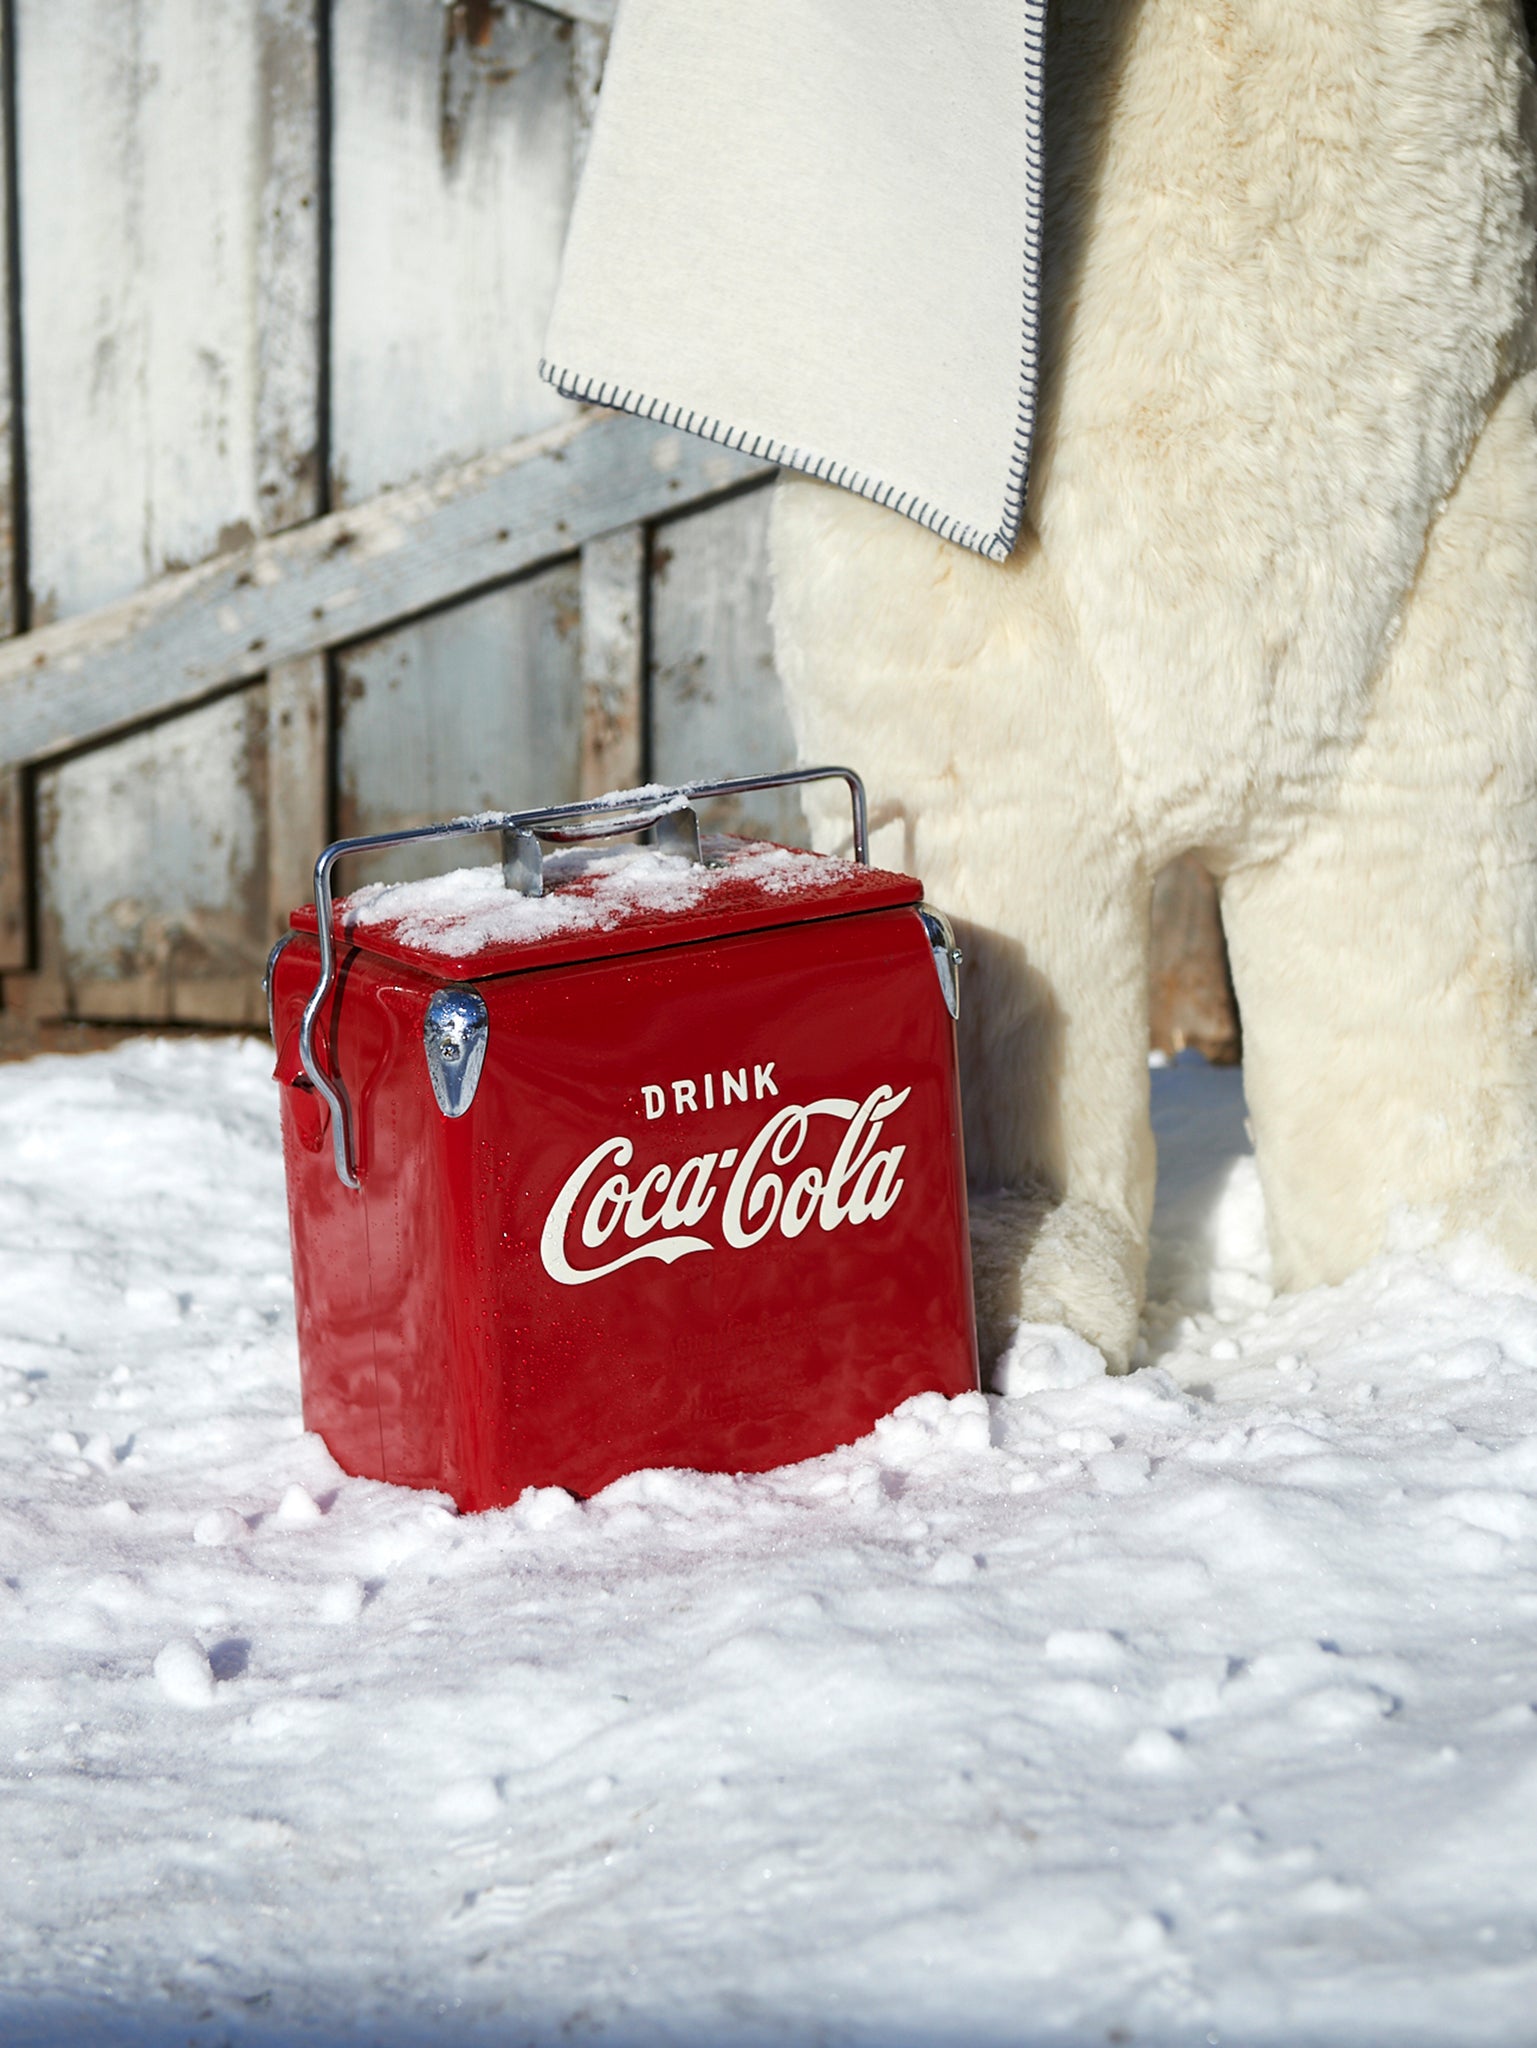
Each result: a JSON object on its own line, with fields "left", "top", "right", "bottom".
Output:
{"left": 771, "top": 0, "right": 1537, "bottom": 1369}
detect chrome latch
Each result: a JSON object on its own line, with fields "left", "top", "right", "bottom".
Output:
{"left": 424, "top": 989, "right": 489, "bottom": 1117}
{"left": 501, "top": 827, "right": 543, "bottom": 898}
{"left": 647, "top": 806, "right": 703, "bottom": 863}
{"left": 917, "top": 905, "right": 962, "bottom": 1021}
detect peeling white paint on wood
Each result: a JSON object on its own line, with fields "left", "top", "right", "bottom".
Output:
{"left": 36, "top": 688, "right": 269, "bottom": 1026}
{"left": 266, "top": 651, "right": 329, "bottom": 934}
{"left": 649, "top": 482, "right": 809, "bottom": 850}
{"left": 0, "top": 0, "right": 785, "bottom": 1033}
{"left": 0, "top": 5, "right": 26, "bottom": 975}
{"left": 578, "top": 525, "right": 644, "bottom": 796}
{"left": 331, "top": 0, "right": 574, "bottom": 508}
{"left": 0, "top": 770, "right": 25, "bottom": 974}
{"left": 0, "top": 411, "right": 769, "bottom": 769}
{"left": 19, "top": 0, "right": 318, "bottom": 619}
{"left": 335, "top": 558, "right": 582, "bottom": 889}
{"left": 16, "top": 0, "right": 322, "bottom": 1022}
{"left": 0, "top": 0, "right": 17, "bottom": 644}
{"left": 329, "top": 0, "right": 587, "bottom": 872}
{"left": 255, "top": 0, "right": 324, "bottom": 535}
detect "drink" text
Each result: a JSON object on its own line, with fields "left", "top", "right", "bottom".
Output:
{"left": 641, "top": 1065, "right": 779, "bottom": 1119}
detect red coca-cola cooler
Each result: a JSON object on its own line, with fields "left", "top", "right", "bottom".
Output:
{"left": 266, "top": 768, "right": 977, "bottom": 1510}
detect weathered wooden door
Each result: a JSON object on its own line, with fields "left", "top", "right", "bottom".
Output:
{"left": 0, "top": 0, "right": 1242, "bottom": 1060}
{"left": 0, "top": 0, "right": 801, "bottom": 1049}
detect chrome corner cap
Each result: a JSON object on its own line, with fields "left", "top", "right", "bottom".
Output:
{"left": 424, "top": 988, "right": 490, "bottom": 1118}
{"left": 917, "top": 904, "right": 962, "bottom": 1021}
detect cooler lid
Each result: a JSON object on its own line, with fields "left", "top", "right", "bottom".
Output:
{"left": 290, "top": 834, "right": 921, "bottom": 979}
{"left": 288, "top": 771, "right": 917, "bottom": 981}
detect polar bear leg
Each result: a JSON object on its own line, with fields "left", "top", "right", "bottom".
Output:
{"left": 770, "top": 479, "right": 1156, "bottom": 1369}
{"left": 941, "top": 807, "right": 1155, "bottom": 1375}
{"left": 1219, "top": 372, "right": 1537, "bottom": 1291}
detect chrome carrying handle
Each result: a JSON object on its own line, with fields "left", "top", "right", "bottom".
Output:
{"left": 287, "top": 766, "right": 869, "bottom": 1190}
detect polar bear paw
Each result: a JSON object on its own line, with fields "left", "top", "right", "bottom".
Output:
{"left": 968, "top": 1186, "right": 1145, "bottom": 1377}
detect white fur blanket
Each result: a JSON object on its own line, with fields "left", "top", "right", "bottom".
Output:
{"left": 540, "top": 0, "right": 1046, "bottom": 562}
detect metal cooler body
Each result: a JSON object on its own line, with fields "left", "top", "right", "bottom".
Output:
{"left": 268, "top": 772, "right": 978, "bottom": 1510}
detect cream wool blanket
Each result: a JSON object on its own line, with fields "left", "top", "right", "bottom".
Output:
{"left": 541, "top": 0, "right": 1046, "bottom": 562}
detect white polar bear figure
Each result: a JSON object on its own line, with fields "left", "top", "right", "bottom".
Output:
{"left": 768, "top": 0, "right": 1537, "bottom": 1367}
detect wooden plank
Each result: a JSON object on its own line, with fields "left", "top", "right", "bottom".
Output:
{"left": 0, "top": 0, "right": 26, "bottom": 974}
{"left": 255, "top": 0, "right": 323, "bottom": 533}
{"left": 19, "top": 0, "right": 287, "bottom": 619}
{"left": 578, "top": 526, "right": 644, "bottom": 796}
{"left": 0, "top": 412, "right": 770, "bottom": 769}
{"left": 0, "top": 763, "right": 25, "bottom": 971}
{"left": 35, "top": 686, "right": 269, "bottom": 1029}
{"left": 335, "top": 561, "right": 582, "bottom": 891}
{"left": 329, "top": 0, "right": 580, "bottom": 904}
{"left": 330, "top": 0, "right": 572, "bottom": 508}
{"left": 0, "top": 764, "right": 23, "bottom": 971}
{"left": 648, "top": 482, "right": 810, "bottom": 847}
{"left": 257, "top": 2, "right": 325, "bottom": 945}
{"left": 14, "top": 0, "right": 323, "bottom": 1026}
{"left": 0, "top": 0, "right": 19, "bottom": 641}
{"left": 266, "top": 652, "right": 328, "bottom": 934}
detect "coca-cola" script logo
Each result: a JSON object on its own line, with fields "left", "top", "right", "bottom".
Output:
{"left": 539, "top": 1085, "right": 911, "bottom": 1286}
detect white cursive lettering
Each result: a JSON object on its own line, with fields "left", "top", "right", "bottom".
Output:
{"left": 539, "top": 1088, "right": 913, "bottom": 1286}
{"left": 539, "top": 1138, "right": 712, "bottom": 1285}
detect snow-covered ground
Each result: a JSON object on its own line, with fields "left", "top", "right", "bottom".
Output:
{"left": 2, "top": 1038, "right": 1535, "bottom": 2046}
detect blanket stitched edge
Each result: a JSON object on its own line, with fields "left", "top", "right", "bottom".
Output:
{"left": 540, "top": 0, "right": 1048, "bottom": 566}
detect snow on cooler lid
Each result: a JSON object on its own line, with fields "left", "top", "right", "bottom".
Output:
{"left": 288, "top": 836, "right": 924, "bottom": 979}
